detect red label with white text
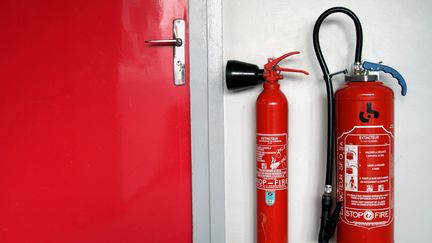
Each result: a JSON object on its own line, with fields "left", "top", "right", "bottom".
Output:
{"left": 337, "top": 126, "right": 394, "bottom": 228}
{"left": 256, "top": 133, "right": 287, "bottom": 191}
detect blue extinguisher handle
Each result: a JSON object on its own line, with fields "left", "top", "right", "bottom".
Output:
{"left": 363, "top": 61, "right": 407, "bottom": 96}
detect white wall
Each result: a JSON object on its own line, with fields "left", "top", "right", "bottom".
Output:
{"left": 223, "top": 1, "right": 432, "bottom": 242}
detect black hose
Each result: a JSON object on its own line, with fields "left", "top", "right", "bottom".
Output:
{"left": 313, "top": 6, "right": 363, "bottom": 187}
{"left": 312, "top": 7, "right": 363, "bottom": 242}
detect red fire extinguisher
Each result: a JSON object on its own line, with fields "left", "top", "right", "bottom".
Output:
{"left": 226, "top": 51, "right": 308, "bottom": 243}
{"left": 313, "top": 7, "right": 407, "bottom": 243}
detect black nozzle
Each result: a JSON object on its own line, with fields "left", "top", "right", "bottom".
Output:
{"left": 318, "top": 193, "right": 343, "bottom": 243}
{"left": 225, "top": 60, "right": 264, "bottom": 91}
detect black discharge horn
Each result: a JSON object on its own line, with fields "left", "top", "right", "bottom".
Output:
{"left": 225, "top": 60, "right": 265, "bottom": 90}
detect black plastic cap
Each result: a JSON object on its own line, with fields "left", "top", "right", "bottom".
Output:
{"left": 225, "top": 60, "right": 264, "bottom": 90}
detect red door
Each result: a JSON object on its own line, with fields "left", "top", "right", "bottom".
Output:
{"left": 0, "top": 1, "right": 191, "bottom": 243}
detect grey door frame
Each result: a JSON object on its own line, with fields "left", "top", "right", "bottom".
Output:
{"left": 189, "top": 0, "right": 225, "bottom": 242}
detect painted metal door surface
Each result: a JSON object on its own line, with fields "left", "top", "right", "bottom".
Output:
{"left": 0, "top": 1, "right": 191, "bottom": 243}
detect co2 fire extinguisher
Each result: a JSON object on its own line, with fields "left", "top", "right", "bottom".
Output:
{"left": 225, "top": 51, "right": 308, "bottom": 243}
{"left": 313, "top": 7, "right": 408, "bottom": 243}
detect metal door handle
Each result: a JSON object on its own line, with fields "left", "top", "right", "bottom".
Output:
{"left": 145, "top": 19, "right": 185, "bottom": 86}
{"left": 144, "top": 38, "right": 182, "bottom": 47}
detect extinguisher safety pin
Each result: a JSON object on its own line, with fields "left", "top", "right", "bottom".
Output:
{"left": 329, "top": 69, "right": 348, "bottom": 79}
